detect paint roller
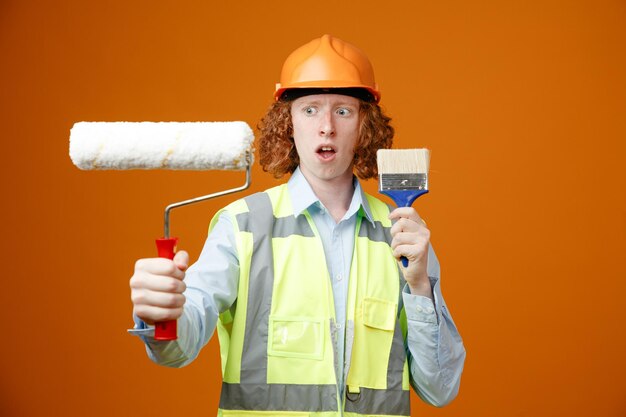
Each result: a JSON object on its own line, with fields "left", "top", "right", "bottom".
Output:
{"left": 69, "top": 121, "right": 254, "bottom": 340}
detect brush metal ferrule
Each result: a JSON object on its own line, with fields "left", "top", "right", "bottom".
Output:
{"left": 380, "top": 173, "right": 428, "bottom": 191}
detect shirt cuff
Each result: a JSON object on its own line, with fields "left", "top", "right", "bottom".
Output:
{"left": 402, "top": 283, "right": 437, "bottom": 324}
{"left": 127, "top": 315, "right": 155, "bottom": 337}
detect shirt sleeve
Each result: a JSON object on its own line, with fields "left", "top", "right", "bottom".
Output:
{"left": 401, "top": 244, "right": 466, "bottom": 407}
{"left": 127, "top": 211, "right": 240, "bottom": 367}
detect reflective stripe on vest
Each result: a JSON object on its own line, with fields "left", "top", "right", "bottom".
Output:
{"left": 217, "top": 185, "right": 410, "bottom": 416}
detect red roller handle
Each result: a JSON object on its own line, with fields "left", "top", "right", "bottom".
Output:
{"left": 154, "top": 237, "right": 179, "bottom": 341}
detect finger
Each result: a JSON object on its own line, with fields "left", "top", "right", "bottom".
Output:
{"left": 388, "top": 207, "right": 423, "bottom": 223}
{"left": 174, "top": 250, "right": 189, "bottom": 272}
{"left": 391, "top": 236, "right": 430, "bottom": 260}
{"left": 390, "top": 231, "right": 420, "bottom": 248}
{"left": 135, "top": 258, "right": 186, "bottom": 280}
{"left": 133, "top": 305, "right": 184, "bottom": 324}
{"left": 130, "top": 274, "right": 187, "bottom": 293}
{"left": 392, "top": 244, "right": 410, "bottom": 262}
{"left": 392, "top": 243, "right": 425, "bottom": 264}
{"left": 390, "top": 216, "right": 429, "bottom": 237}
{"left": 390, "top": 217, "right": 419, "bottom": 235}
{"left": 132, "top": 288, "right": 186, "bottom": 309}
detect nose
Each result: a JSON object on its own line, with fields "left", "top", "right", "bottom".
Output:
{"left": 319, "top": 111, "right": 335, "bottom": 137}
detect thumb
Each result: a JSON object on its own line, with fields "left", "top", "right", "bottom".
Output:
{"left": 173, "top": 250, "right": 189, "bottom": 272}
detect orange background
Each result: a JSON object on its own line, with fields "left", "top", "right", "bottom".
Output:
{"left": 1, "top": 1, "right": 625, "bottom": 416}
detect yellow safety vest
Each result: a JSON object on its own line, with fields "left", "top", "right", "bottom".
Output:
{"left": 212, "top": 184, "right": 410, "bottom": 417}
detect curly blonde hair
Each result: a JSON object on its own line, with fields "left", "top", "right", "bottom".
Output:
{"left": 257, "top": 98, "right": 394, "bottom": 179}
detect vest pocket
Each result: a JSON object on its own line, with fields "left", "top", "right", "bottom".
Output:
{"left": 267, "top": 316, "right": 324, "bottom": 360}
{"left": 362, "top": 297, "right": 396, "bottom": 331}
{"left": 347, "top": 297, "right": 397, "bottom": 389}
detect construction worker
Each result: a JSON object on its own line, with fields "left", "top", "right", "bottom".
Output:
{"left": 129, "top": 35, "right": 465, "bottom": 415}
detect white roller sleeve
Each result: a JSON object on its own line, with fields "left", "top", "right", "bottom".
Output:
{"left": 69, "top": 121, "right": 254, "bottom": 170}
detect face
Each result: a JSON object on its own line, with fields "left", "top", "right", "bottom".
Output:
{"left": 291, "top": 94, "right": 360, "bottom": 186}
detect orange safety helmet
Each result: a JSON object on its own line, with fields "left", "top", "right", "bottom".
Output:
{"left": 274, "top": 34, "right": 381, "bottom": 103}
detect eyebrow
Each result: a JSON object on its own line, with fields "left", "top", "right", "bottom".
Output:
{"left": 297, "top": 100, "right": 358, "bottom": 107}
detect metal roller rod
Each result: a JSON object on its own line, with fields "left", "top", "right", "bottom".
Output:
{"left": 163, "top": 152, "right": 252, "bottom": 238}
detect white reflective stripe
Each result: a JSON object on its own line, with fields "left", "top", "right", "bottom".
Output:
{"left": 237, "top": 193, "right": 275, "bottom": 384}
{"left": 387, "top": 320, "right": 407, "bottom": 391}
{"left": 220, "top": 382, "right": 338, "bottom": 411}
{"left": 358, "top": 219, "right": 392, "bottom": 243}
{"left": 344, "top": 386, "right": 410, "bottom": 415}
{"left": 237, "top": 210, "right": 316, "bottom": 238}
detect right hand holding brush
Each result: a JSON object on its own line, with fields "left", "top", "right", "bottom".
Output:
{"left": 388, "top": 207, "right": 433, "bottom": 300}
{"left": 129, "top": 251, "right": 189, "bottom": 325}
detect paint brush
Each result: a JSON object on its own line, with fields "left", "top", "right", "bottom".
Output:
{"left": 377, "top": 148, "right": 430, "bottom": 267}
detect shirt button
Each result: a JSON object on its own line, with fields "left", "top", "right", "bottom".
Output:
{"left": 336, "top": 273, "right": 343, "bottom": 281}
{"left": 336, "top": 323, "right": 342, "bottom": 330}
{"left": 416, "top": 305, "right": 423, "bottom": 313}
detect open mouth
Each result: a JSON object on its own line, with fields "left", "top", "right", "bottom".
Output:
{"left": 316, "top": 145, "right": 336, "bottom": 160}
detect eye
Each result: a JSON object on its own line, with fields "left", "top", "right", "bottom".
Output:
{"left": 304, "top": 106, "right": 317, "bottom": 116}
{"left": 336, "top": 107, "right": 352, "bottom": 116}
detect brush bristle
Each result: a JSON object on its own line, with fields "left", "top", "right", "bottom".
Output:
{"left": 377, "top": 148, "right": 430, "bottom": 175}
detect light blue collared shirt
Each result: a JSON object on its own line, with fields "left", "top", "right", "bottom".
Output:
{"left": 130, "top": 167, "right": 465, "bottom": 407}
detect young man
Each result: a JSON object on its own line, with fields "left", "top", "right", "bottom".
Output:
{"left": 130, "top": 35, "right": 465, "bottom": 415}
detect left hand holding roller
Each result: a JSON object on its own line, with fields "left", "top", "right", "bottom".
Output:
{"left": 129, "top": 250, "right": 189, "bottom": 339}
{"left": 69, "top": 121, "right": 255, "bottom": 341}
{"left": 154, "top": 237, "right": 180, "bottom": 340}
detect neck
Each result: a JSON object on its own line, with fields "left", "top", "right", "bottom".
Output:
{"left": 302, "top": 172, "right": 355, "bottom": 224}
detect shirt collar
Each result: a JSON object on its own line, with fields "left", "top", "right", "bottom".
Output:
{"left": 287, "top": 167, "right": 376, "bottom": 225}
